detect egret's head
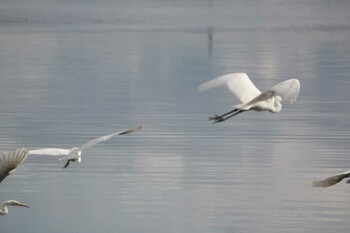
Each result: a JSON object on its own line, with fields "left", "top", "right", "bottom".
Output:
{"left": 77, "top": 151, "right": 82, "bottom": 163}
{"left": 274, "top": 96, "right": 282, "bottom": 112}
{"left": 275, "top": 95, "right": 282, "bottom": 103}
{"left": 68, "top": 148, "right": 82, "bottom": 163}
{"left": 4, "top": 200, "right": 30, "bottom": 208}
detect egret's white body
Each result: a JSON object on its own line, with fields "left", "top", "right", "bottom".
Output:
{"left": 312, "top": 170, "right": 350, "bottom": 187}
{"left": 28, "top": 125, "right": 144, "bottom": 168}
{"left": 198, "top": 73, "right": 300, "bottom": 123}
{"left": 0, "top": 200, "right": 29, "bottom": 216}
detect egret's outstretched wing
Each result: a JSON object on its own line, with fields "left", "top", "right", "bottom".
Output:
{"left": 312, "top": 170, "right": 350, "bottom": 187}
{"left": 71, "top": 125, "right": 144, "bottom": 153}
{"left": 269, "top": 79, "right": 300, "bottom": 104}
{"left": 0, "top": 148, "right": 29, "bottom": 183}
{"left": 28, "top": 148, "right": 71, "bottom": 157}
{"left": 198, "top": 73, "right": 261, "bottom": 104}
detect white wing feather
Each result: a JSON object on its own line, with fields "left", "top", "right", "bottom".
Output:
{"left": 269, "top": 79, "right": 300, "bottom": 104}
{"left": 0, "top": 148, "right": 29, "bottom": 183}
{"left": 198, "top": 73, "right": 261, "bottom": 103}
{"left": 71, "top": 125, "right": 144, "bottom": 153}
{"left": 28, "top": 148, "right": 71, "bottom": 156}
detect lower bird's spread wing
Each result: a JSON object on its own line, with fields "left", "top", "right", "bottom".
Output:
{"left": 0, "top": 148, "right": 29, "bottom": 183}
{"left": 28, "top": 148, "right": 71, "bottom": 157}
{"left": 312, "top": 170, "right": 350, "bottom": 187}
{"left": 269, "top": 79, "right": 300, "bottom": 104}
{"left": 198, "top": 73, "right": 262, "bottom": 104}
{"left": 71, "top": 125, "right": 144, "bottom": 153}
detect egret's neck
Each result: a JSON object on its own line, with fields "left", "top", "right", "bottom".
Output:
{"left": 273, "top": 96, "right": 282, "bottom": 113}
{"left": 0, "top": 205, "right": 8, "bottom": 215}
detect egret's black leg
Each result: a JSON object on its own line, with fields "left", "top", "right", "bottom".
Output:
{"left": 63, "top": 159, "right": 72, "bottom": 169}
{"left": 213, "top": 110, "right": 244, "bottom": 123}
{"left": 209, "top": 109, "right": 239, "bottom": 121}
{"left": 346, "top": 179, "right": 350, "bottom": 184}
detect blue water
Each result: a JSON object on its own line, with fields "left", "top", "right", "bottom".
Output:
{"left": 1, "top": 0, "right": 350, "bottom": 232}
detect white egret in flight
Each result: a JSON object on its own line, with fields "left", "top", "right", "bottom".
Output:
{"left": 28, "top": 125, "right": 144, "bottom": 168}
{"left": 0, "top": 200, "right": 29, "bottom": 216}
{"left": 312, "top": 170, "right": 350, "bottom": 187}
{"left": 198, "top": 73, "right": 300, "bottom": 123}
{"left": 0, "top": 148, "right": 30, "bottom": 216}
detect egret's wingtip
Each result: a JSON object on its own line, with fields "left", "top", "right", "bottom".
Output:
{"left": 311, "top": 181, "right": 319, "bottom": 187}
{"left": 197, "top": 85, "right": 206, "bottom": 93}
{"left": 311, "top": 181, "right": 325, "bottom": 187}
{"left": 120, "top": 125, "right": 144, "bottom": 135}
{"left": 135, "top": 124, "right": 145, "bottom": 131}
{"left": 311, "top": 180, "right": 333, "bottom": 188}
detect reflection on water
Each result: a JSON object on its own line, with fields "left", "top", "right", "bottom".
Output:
{"left": 1, "top": 0, "right": 350, "bottom": 233}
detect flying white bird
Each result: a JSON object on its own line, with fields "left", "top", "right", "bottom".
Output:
{"left": 0, "top": 200, "right": 29, "bottom": 216}
{"left": 198, "top": 73, "right": 300, "bottom": 123}
{"left": 312, "top": 170, "right": 350, "bottom": 187}
{"left": 0, "top": 148, "right": 30, "bottom": 216}
{"left": 28, "top": 125, "right": 144, "bottom": 168}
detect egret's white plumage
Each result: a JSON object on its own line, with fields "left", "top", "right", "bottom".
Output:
{"left": 0, "top": 148, "right": 29, "bottom": 183}
{"left": 198, "top": 73, "right": 300, "bottom": 122}
{"left": 28, "top": 125, "right": 144, "bottom": 168}
{"left": 0, "top": 200, "right": 29, "bottom": 216}
{"left": 198, "top": 73, "right": 262, "bottom": 104}
{"left": 312, "top": 170, "right": 350, "bottom": 187}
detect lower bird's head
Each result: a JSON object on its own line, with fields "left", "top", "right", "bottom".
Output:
{"left": 77, "top": 152, "right": 82, "bottom": 163}
{"left": 4, "top": 200, "right": 30, "bottom": 208}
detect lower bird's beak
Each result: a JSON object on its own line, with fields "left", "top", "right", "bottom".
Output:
{"left": 18, "top": 202, "right": 30, "bottom": 208}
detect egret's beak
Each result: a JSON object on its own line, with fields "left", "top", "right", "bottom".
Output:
{"left": 17, "top": 202, "right": 30, "bottom": 208}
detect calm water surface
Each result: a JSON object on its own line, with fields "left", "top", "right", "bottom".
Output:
{"left": 1, "top": 0, "right": 350, "bottom": 232}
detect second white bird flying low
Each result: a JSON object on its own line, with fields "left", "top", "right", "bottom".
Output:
{"left": 28, "top": 125, "right": 144, "bottom": 168}
{"left": 0, "top": 148, "right": 30, "bottom": 216}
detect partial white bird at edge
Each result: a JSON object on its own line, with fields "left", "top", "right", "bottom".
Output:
{"left": 0, "top": 148, "right": 30, "bottom": 216}
{"left": 312, "top": 170, "right": 350, "bottom": 187}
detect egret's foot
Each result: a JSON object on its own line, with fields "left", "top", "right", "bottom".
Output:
{"left": 209, "top": 114, "right": 224, "bottom": 121}
{"left": 213, "top": 117, "right": 226, "bottom": 123}
{"left": 209, "top": 114, "right": 226, "bottom": 123}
